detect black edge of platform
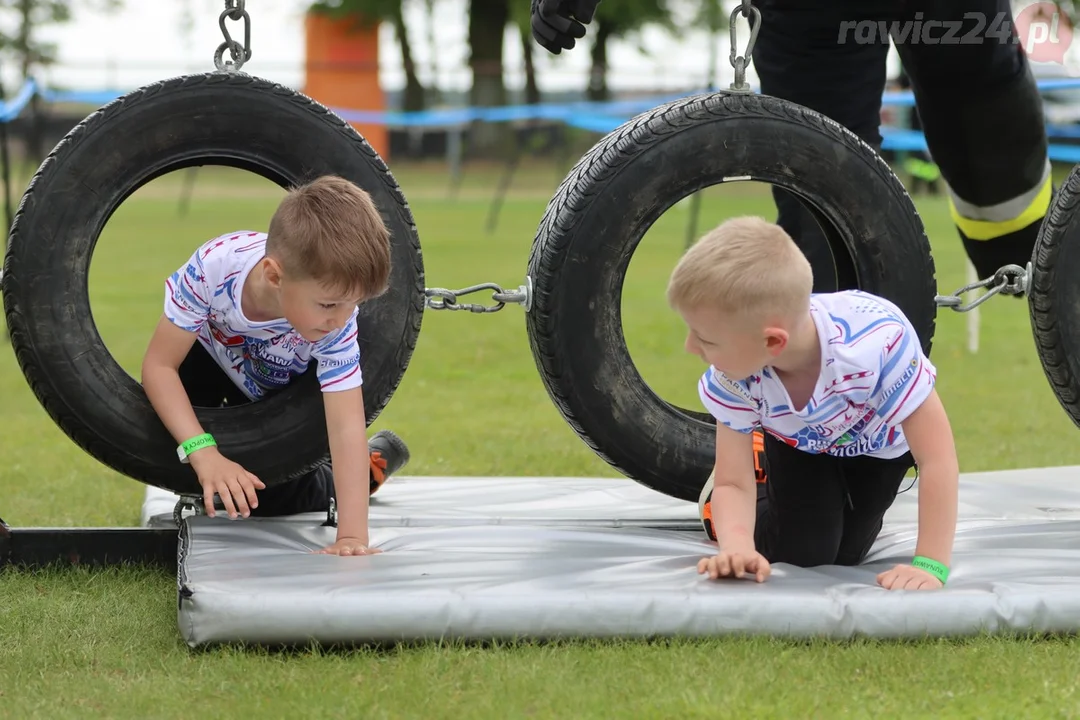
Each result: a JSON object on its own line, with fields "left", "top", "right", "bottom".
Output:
{"left": 0, "top": 517, "right": 178, "bottom": 571}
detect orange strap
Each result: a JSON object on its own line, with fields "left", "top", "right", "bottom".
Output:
{"left": 753, "top": 430, "right": 767, "bottom": 483}
{"left": 369, "top": 450, "right": 389, "bottom": 495}
{"left": 701, "top": 494, "right": 716, "bottom": 541}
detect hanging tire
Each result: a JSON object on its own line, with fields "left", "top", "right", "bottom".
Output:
{"left": 1029, "top": 164, "right": 1080, "bottom": 427}
{"left": 2, "top": 72, "right": 425, "bottom": 496}
{"left": 526, "top": 91, "right": 937, "bottom": 502}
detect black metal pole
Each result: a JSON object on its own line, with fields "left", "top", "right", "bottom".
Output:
{"left": 0, "top": 517, "right": 179, "bottom": 572}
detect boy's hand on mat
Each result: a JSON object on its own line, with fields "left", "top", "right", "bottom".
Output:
{"left": 191, "top": 449, "right": 266, "bottom": 520}
{"left": 876, "top": 563, "right": 943, "bottom": 591}
{"left": 316, "top": 537, "right": 381, "bottom": 556}
{"left": 698, "top": 550, "right": 771, "bottom": 583}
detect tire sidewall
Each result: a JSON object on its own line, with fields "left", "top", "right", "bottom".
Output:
{"left": 3, "top": 73, "right": 425, "bottom": 495}
{"left": 1029, "top": 165, "right": 1080, "bottom": 427}
{"left": 528, "top": 93, "right": 936, "bottom": 501}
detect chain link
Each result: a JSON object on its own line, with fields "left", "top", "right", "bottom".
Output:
{"left": 424, "top": 264, "right": 1027, "bottom": 316}
{"left": 424, "top": 277, "right": 533, "bottom": 314}
{"left": 728, "top": 0, "right": 761, "bottom": 92}
{"left": 323, "top": 498, "right": 337, "bottom": 528}
{"left": 172, "top": 495, "right": 204, "bottom": 527}
{"left": 935, "top": 262, "right": 1029, "bottom": 313}
{"left": 213, "top": 0, "right": 252, "bottom": 72}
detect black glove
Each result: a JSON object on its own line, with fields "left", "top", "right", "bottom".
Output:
{"left": 530, "top": 0, "right": 600, "bottom": 54}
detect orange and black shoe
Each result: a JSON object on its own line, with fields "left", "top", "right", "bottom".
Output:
{"left": 698, "top": 429, "right": 767, "bottom": 541}
{"left": 698, "top": 473, "right": 718, "bottom": 542}
{"left": 368, "top": 429, "right": 411, "bottom": 495}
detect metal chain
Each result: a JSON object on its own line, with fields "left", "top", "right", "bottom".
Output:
{"left": 322, "top": 498, "right": 337, "bottom": 528}
{"left": 172, "top": 495, "right": 204, "bottom": 527}
{"left": 213, "top": 0, "right": 252, "bottom": 72}
{"left": 935, "top": 262, "right": 1030, "bottom": 313}
{"left": 424, "top": 277, "right": 533, "bottom": 314}
{"left": 427, "top": 264, "right": 1029, "bottom": 316}
{"left": 728, "top": 0, "right": 761, "bottom": 92}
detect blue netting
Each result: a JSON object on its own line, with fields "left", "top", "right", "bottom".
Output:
{"left": 2, "top": 76, "right": 1079, "bottom": 162}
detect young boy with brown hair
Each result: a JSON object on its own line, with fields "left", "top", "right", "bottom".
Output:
{"left": 668, "top": 216, "right": 959, "bottom": 591}
{"left": 141, "top": 175, "right": 409, "bottom": 557}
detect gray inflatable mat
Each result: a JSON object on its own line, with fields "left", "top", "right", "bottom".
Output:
{"left": 155, "top": 468, "right": 1080, "bottom": 647}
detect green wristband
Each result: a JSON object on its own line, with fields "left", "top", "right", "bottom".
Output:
{"left": 178, "top": 433, "right": 216, "bottom": 463}
{"left": 911, "top": 555, "right": 949, "bottom": 584}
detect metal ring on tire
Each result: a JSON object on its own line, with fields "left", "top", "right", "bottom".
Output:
{"left": 1, "top": 72, "right": 425, "bottom": 497}
{"left": 525, "top": 92, "right": 938, "bottom": 502}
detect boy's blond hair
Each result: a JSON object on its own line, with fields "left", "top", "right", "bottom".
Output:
{"left": 667, "top": 216, "right": 813, "bottom": 324}
{"left": 266, "top": 175, "right": 391, "bottom": 299}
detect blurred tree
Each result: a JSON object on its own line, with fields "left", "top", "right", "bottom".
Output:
{"left": 0, "top": 0, "right": 122, "bottom": 163}
{"left": 421, "top": 0, "right": 441, "bottom": 104}
{"left": 179, "top": 0, "right": 195, "bottom": 57}
{"left": 0, "top": 0, "right": 120, "bottom": 80}
{"left": 467, "top": 0, "right": 510, "bottom": 152}
{"left": 508, "top": 0, "right": 539, "bottom": 104}
{"left": 468, "top": 0, "right": 508, "bottom": 110}
{"left": 310, "top": 0, "right": 427, "bottom": 112}
{"left": 1044, "top": 0, "right": 1076, "bottom": 24}
{"left": 692, "top": 0, "right": 727, "bottom": 89}
{"left": 587, "top": 0, "right": 673, "bottom": 101}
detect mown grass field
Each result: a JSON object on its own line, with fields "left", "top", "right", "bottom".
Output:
{"left": 2, "top": 160, "right": 1080, "bottom": 718}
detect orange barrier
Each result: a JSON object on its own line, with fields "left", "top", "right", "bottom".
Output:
{"left": 303, "top": 10, "right": 388, "bottom": 159}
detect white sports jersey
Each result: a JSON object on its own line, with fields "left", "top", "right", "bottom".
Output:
{"left": 163, "top": 230, "right": 363, "bottom": 401}
{"left": 698, "top": 290, "right": 936, "bottom": 459}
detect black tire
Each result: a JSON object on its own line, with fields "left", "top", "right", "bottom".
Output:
{"left": 2, "top": 72, "right": 425, "bottom": 496}
{"left": 1030, "top": 164, "right": 1080, "bottom": 428}
{"left": 526, "top": 91, "right": 937, "bottom": 502}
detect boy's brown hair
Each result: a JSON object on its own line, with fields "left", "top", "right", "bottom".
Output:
{"left": 667, "top": 216, "right": 813, "bottom": 324}
{"left": 266, "top": 175, "right": 391, "bottom": 299}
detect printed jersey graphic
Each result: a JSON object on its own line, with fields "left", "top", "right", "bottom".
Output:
{"left": 698, "top": 290, "right": 936, "bottom": 459}
{"left": 164, "top": 230, "right": 363, "bottom": 401}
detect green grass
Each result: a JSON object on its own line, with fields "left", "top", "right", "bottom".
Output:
{"left": 3, "top": 160, "right": 1080, "bottom": 717}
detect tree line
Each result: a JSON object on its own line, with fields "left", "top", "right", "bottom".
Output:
{"left": 1, "top": 1, "right": 1075, "bottom": 115}
{"left": 311, "top": 0, "right": 728, "bottom": 111}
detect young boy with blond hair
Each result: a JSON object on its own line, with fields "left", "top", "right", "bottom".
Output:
{"left": 668, "top": 216, "right": 959, "bottom": 591}
{"left": 141, "top": 175, "right": 409, "bottom": 557}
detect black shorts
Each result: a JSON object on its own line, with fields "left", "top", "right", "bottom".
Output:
{"left": 176, "top": 340, "right": 334, "bottom": 516}
{"left": 177, "top": 340, "right": 255, "bottom": 408}
{"left": 754, "top": 431, "right": 916, "bottom": 567}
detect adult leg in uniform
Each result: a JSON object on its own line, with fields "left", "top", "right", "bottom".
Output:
{"left": 895, "top": 0, "right": 1051, "bottom": 280}
{"left": 749, "top": 0, "right": 899, "bottom": 291}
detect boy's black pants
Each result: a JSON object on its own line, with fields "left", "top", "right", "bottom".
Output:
{"left": 177, "top": 340, "right": 334, "bottom": 516}
{"left": 750, "top": 0, "right": 1051, "bottom": 286}
{"left": 754, "top": 432, "right": 915, "bottom": 567}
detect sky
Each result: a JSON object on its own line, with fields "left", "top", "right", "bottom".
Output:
{"left": 14, "top": 0, "right": 1079, "bottom": 109}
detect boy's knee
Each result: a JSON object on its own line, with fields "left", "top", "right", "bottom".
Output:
{"left": 757, "top": 514, "right": 843, "bottom": 568}
{"left": 758, "top": 523, "right": 841, "bottom": 567}
{"left": 765, "top": 544, "right": 839, "bottom": 569}
{"left": 766, "top": 529, "right": 878, "bottom": 568}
